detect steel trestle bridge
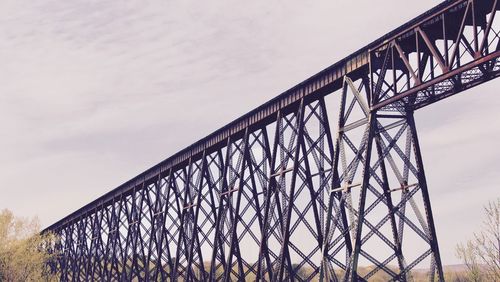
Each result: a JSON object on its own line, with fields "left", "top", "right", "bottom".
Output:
{"left": 44, "top": 0, "right": 500, "bottom": 281}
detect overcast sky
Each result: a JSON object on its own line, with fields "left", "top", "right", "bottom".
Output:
{"left": 1, "top": 0, "right": 499, "bottom": 265}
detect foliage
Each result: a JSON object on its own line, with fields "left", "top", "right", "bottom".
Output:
{"left": 456, "top": 198, "right": 500, "bottom": 282}
{"left": 0, "top": 209, "right": 56, "bottom": 281}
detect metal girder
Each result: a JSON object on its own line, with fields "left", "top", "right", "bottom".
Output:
{"left": 370, "top": 0, "right": 500, "bottom": 111}
{"left": 44, "top": 0, "right": 500, "bottom": 281}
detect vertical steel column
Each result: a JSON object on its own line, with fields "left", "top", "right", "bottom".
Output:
{"left": 256, "top": 111, "right": 282, "bottom": 282}
{"left": 223, "top": 128, "right": 250, "bottom": 282}
{"left": 407, "top": 114, "right": 445, "bottom": 281}
{"left": 209, "top": 137, "right": 232, "bottom": 281}
{"left": 348, "top": 112, "right": 377, "bottom": 282}
{"left": 173, "top": 160, "right": 193, "bottom": 280}
{"left": 275, "top": 99, "right": 306, "bottom": 281}
{"left": 186, "top": 150, "right": 208, "bottom": 281}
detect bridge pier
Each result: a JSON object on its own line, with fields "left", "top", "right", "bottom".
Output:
{"left": 322, "top": 76, "right": 444, "bottom": 281}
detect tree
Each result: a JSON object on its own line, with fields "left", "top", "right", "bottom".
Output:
{"left": 0, "top": 209, "right": 56, "bottom": 281}
{"left": 456, "top": 198, "right": 500, "bottom": 282}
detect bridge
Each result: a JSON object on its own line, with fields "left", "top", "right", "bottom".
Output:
{"left": 43, "top": 0, "right": 500, "bottom": 281}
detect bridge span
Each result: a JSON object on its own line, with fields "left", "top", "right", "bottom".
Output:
{"left": 44, "top": 0, "right": 500, "bottom": 281}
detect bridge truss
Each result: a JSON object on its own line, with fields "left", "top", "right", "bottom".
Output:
{"left": 44, "top": 0, "right": 500, "bottom": 281}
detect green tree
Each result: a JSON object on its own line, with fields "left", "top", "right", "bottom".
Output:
{"left": 456, "top": 198, "right": 500, "bottom": 282}
{"left": 0, "top": 209, "right": 56, "bottom": 281}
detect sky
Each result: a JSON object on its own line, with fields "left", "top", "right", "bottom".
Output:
{"left": 0, "top": 0, "right": 499, "bottom": 265}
